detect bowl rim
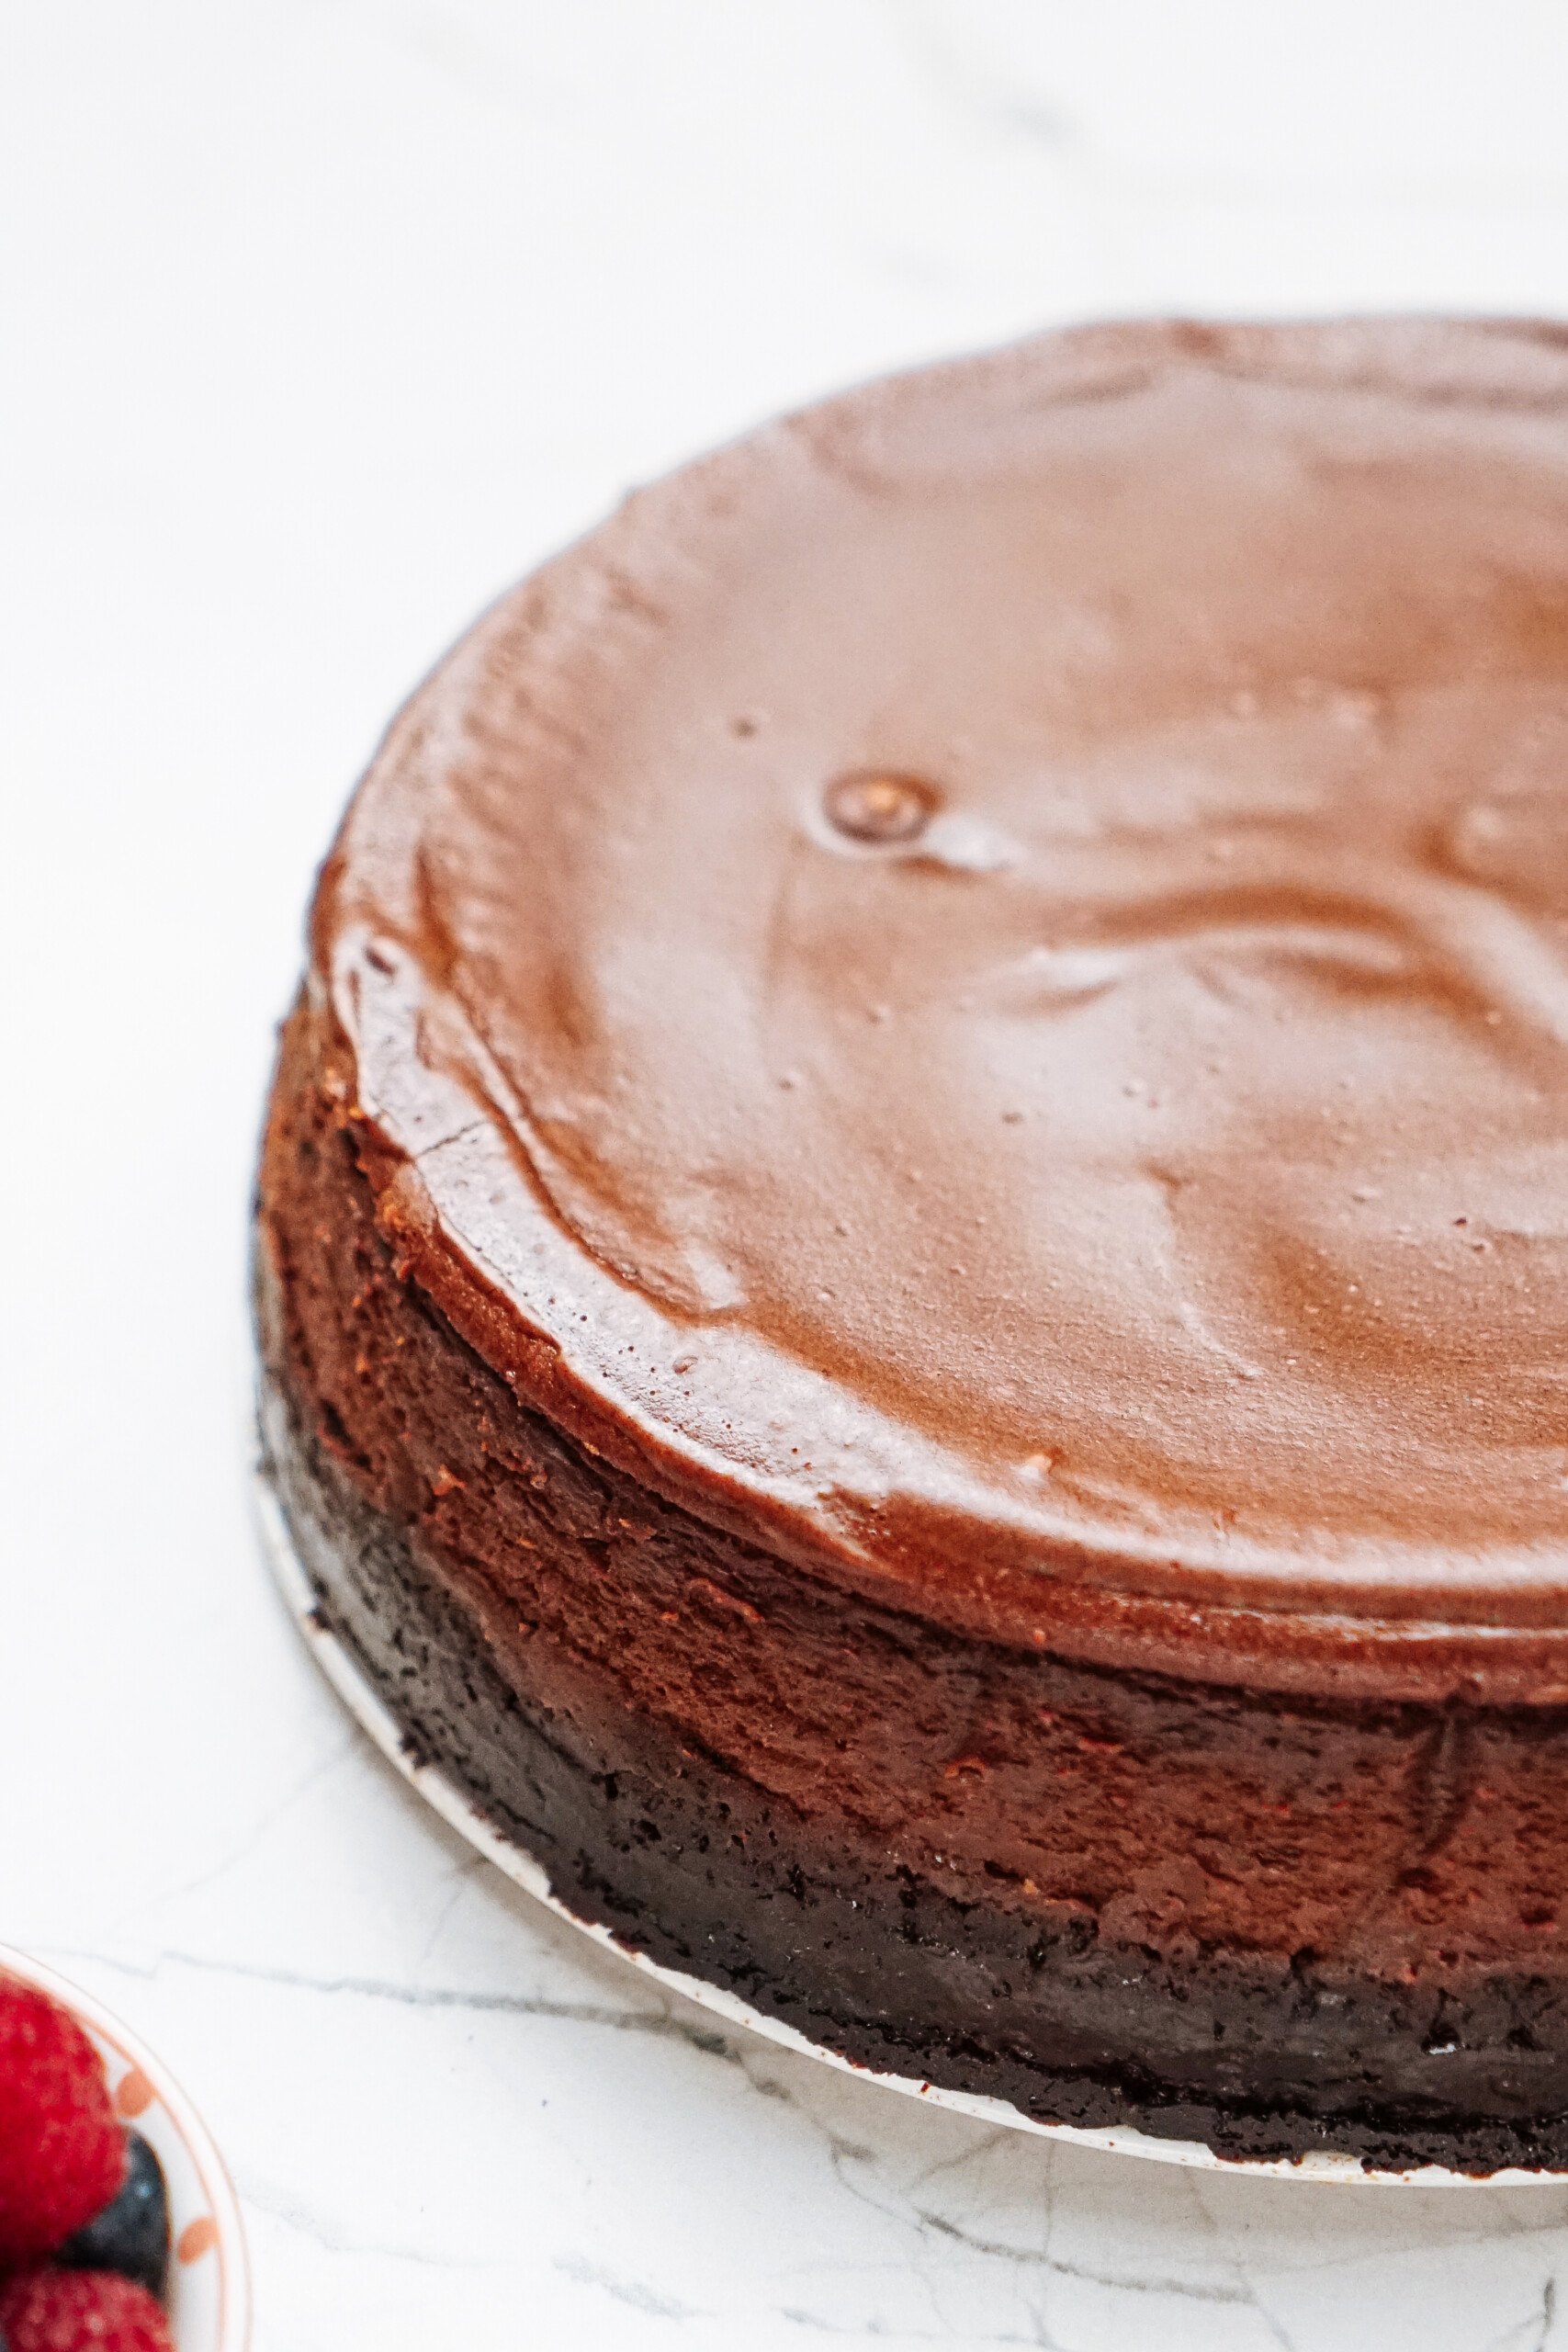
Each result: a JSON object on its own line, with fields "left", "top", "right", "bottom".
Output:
{"left": 0, "top": 1939, "right": 251, "bottom": 2351}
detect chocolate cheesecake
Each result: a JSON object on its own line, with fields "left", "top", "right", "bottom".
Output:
{"left": 257, "top": 317, "right": 1568, "bottom": 2172}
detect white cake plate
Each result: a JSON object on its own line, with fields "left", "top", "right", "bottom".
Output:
{"left": 253, "top": 1454, "right": 1561, "bottom": 2188}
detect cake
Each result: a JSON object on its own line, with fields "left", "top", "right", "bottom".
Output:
{"left": 256, "top": 317, "right": 1568, "bottom": 2173}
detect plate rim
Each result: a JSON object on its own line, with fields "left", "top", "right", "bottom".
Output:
{"left": 0, "top": 1940, "right": 252, "bottom": 2349}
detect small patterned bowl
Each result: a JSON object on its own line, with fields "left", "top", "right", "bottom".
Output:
{"left": 0, "top": 1944, "right": 249, "bottom": 2352}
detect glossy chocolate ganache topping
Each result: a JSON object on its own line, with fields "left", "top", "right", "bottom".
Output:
{"left": 314, "top": 319, "right": 1568, "bottom": 1697}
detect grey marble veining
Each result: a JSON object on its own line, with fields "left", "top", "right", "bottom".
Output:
{"left": 8, "top": 2, "right": 1568, "bottom": 2343}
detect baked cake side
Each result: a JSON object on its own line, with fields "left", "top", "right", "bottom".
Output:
{"left": 259, "top": 989, "right": 1568, "bottom": 2171}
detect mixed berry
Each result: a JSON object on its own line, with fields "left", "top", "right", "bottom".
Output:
{"left": 0, "top": 1976, "right": 175, "bottom": 2352}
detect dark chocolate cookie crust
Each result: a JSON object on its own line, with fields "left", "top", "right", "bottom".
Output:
{"left": 256, "top": 996, "right": 1568, "bottom": 2173}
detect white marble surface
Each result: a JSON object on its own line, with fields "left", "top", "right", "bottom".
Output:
{"left": 8, "top": 4, "right": 1568, "bottom": 2344}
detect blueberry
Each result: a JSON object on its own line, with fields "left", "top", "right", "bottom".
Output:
{"left": 58, "top": 2129, "right": 169, "bottom": 2299}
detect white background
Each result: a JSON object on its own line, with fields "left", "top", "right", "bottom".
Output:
{"left": 6, "top": 4, "right": 1568, "bottom": 2346}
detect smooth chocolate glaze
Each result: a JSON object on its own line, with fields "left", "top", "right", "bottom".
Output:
{"left": 259, "top": 320, "right": 1568, "bottom": 2167}
{"left": 313, "top": 318, "right": 1568, "bottom": 1700}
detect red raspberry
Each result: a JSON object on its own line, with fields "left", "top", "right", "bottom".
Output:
{"left": 0, "top": 1977, "right": 125, "bottom": 2266}
{"left": 0, "top": 2270, "right": 174, "bottom": 2352}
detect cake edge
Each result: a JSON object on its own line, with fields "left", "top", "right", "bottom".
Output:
{"left": 253, "top": 1332, "right": 1568, "bottom": 2178}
